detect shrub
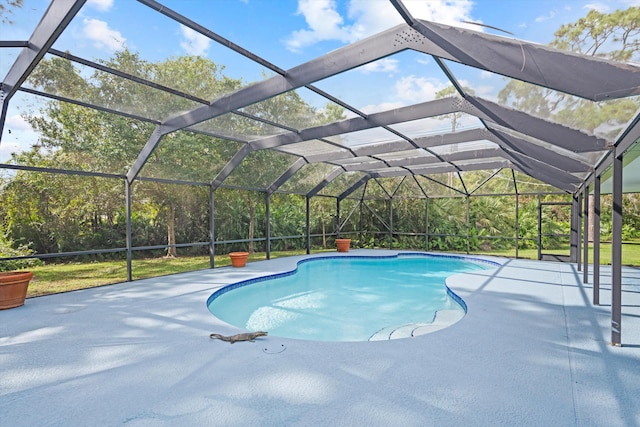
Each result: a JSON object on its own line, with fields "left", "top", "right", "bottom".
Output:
{"left": 0, "top": 232, "right": 43, "bottom": 272}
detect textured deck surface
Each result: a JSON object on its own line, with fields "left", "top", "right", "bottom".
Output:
{"left": 1, "top": 250, "right": 639, "bottom": 426}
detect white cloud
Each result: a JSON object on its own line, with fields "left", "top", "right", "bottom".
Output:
{"left": 480, "top": 70, "right": 493, "bottom": 79}
{"left": 285, "top": 0, "right": 477, "bottom": 52}
{"left": 352, "top": 74, "right": 449, "bottom": 114}
{"left": 395, "top": 75, "right": 448, "bottom": 103}
{"left": 352, "top": 101, "right": 406, "bottom": 116}
{"left": 535, "top": 9, "right": 558, "bottom": 23}
{"left": 583, "top": 3, "right": 611, "bottom": 12}
{"left": 286, "top": 0, "right": 352, "bottom": 52}
{"left": 0, "top": 115, "right": 37, "bottom": 161}
{"left": 360, "top": 58, "right": 399, "bottom": 74}
{"left": 86, "top": 0, "right": 113, "bottom": 12}
{"left": 0, "top": 140, "right": 24, "bottom": 159}
{"left": 180, "top": 25, "right": 211, "bottom": 56}
{"left": 5, "top": 114, "right": 31, "bottom": 132}
{"left": 82, "top": 18, "right": 125, "bottom": 51}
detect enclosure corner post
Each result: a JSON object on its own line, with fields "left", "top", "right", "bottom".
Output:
{"left": 425, "top": 197, "right": 429, "bottom": 251}
{"left": 214, "top": 184, "right": 216, "bottom": 268}
{"left": 336, "top": 197, "right": 341, "bottom": 239}
{"left": 583, "top": 185, "right": 589, "bottom": 283}
{"left": 266, "top": 192, "right": 271, "bottom": 260}
{"left": 515, "top": 194, "right": 519, "bottom": 259}
{"left": 125, "top": 179, "right": 133, "bottom": 282}
{"left": 389, "top": 198, "right": 393, "bottom": 250}
{"left": 611, "top": 151, "right": 623, "bottom": 346}
{"left": 466, "top": 196, "right": 470, "bottom": 255}
{"left": 569, "top": 194, "right": 579, "bottom": 263}
{"left": 306, "top": 196, "right": 311, "bottom": 255}
{"left": 593, "top": 175, "right": 601, "bottom": 305}
{"left": 537, "top": 194, "right": 542, "bottom": 261}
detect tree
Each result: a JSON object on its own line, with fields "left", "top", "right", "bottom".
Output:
{"left": 15, "top": 48, "right": 345, "bottom": 259}
{"left": 498, "top": 7, "right": 640, "bottom": 137}
{"left": 24, "top": 51, "right": 242, "bottom": 257}
{"left": 0, "top": 0, "right": 22, "bottom": 25}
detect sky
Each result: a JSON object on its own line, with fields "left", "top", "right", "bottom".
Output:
{"left": 1, "top": 0, "right": 639, "bottom": 162}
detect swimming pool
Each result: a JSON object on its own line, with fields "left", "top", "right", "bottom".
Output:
{"left": 207, "top": 254, "right": 497, "bottom": 342}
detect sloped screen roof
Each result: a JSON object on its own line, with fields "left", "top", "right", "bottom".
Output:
{"left": 1, "top": 0, "right": 639, "bottom": 197}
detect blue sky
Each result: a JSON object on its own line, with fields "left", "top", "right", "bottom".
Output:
{"left": 1, "top": 0, "right": 639, "bottom": 161}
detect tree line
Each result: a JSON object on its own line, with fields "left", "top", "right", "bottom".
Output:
{"left": 1, "top": 6, "right": 639, "bottom": 271}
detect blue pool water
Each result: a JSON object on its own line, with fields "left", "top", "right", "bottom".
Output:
{"left": 207, "top": 254, "right": 495, "bottom": 342}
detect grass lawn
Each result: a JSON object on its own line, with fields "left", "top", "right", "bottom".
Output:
{"left": 25, "top": 249, "right": 333, "bottom": 298}
{"left": 471, "top": 242, "right": 640, "bottom": 266}
{"left": 23, "top": 244, "right": 640, "bottom": 298}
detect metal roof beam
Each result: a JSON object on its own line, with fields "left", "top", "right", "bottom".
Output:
{"left": 162, "top": 24, "right": 425, "bottom": 132}
{"left": 338, "top": 176, "right": 370, "bottom": 201}
{"left": 139, "top": 0, "right": 287, "bottom": 75}
{"left": 19, "top": 87, "right": 161, "bottom": 126}
{"left": 410, "top": 19, "right": 640, "bottom": 101}
{"left": 210, "top": 144, "right": 253, "bottom": 190}
{"left": 487, "top": 129, "right": 592, "bottom": 173}
{"left": 298, "top": 128, "right": 493, "bottom": 165}
{"left": 408, "top": 161, "right": 510, "bottom": 176}
{"left": 127, "top": 23, "right": 425, "bottom": 182}
{"left": 465, "top": 96, "right": 608, "bottom": 152}
{"left": 251, "top": 97, "right": 458, "bottom": 151}
{"left": 307, "top": 168, "right": 344, "bottom": 198}
{"left": 1, "top": 0, "right": 86, "bottom": 139}
{"left": 581, "top": 111, "right": 640, "bottom": 192}
{"left": 339, "top": 148, "right": 506, "bottom": 172}
{"left": 502, "top": 151, "right": 578, "bottom": 191}
{"left": 266, "top": 158, "right": 307, "bottom": 195}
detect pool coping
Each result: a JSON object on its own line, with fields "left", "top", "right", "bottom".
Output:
{"left": 207, "top": 252, "right": 498, "bottom": 341}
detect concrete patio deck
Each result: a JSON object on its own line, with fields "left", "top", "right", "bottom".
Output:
{"left": 1, "top": 250, "right": 639, "bottom": 426}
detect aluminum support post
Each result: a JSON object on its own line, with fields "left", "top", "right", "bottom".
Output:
{"left": 209, "top": 186, "right": 215, "bottom": 268}
{"left": 537, "top": 194, "right": 542, "bottom": 260}
{"left": 266, "top": 193, "right": 271, "bottom": 260}
{"left": 611, "top": 153, "right": 623, "bottom": 346}
{"left": 593, "top": 176, "right": 601, "bottom": 305}
{"left": 125, "top": 180, "right": 132, "bottom": 282}
{"left": 515, "top": 195, "right": 519, "bottom": 258}
{"left": 577, "top": 193, "right": 582, "bottom": 270}
{"left": 425, "top": 198, "right": 429, "bottom": 251}
{"left": 466, "top": 197, "right": 470, "bottom": 254}
{"left": 336, "top": 198, "right": 341, "bottom": 238}
{"left": 389, "top": 199, "right": 394, "bottom": 250}
{"left": 583, "top": 186, "right": 589, "bottom": 283}
{"left": 306, "top": 196, "right": 311, "bottom": 254}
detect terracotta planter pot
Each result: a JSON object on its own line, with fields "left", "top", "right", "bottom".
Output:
{"left": 229, "top": 252, "right": 249, "bottom": 268}
{"left": 335, "top": 238, "right": 351, "bottom": 252}
{"left": 0, "top": 271, "right": 33, "bottom": 310}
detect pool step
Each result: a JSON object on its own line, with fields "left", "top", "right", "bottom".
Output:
{"left": 369, "top": 309, "right": 465, "bottom": 341}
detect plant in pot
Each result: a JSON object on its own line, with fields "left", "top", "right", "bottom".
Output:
{"left": 0, "top": 235, "right": 42, "bottom": 310}
{"left": 228, "top": 250, "right": 249, "bottom": 268}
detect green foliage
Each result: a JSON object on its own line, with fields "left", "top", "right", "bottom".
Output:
{"left": 551, "top": 7, "right": 640, "bottom": 62}
{"left": 498, "top": 6, "right": 640, "bottom": 137}
{"left": 0, "top": 0, "right": 22, "bottom": 24}
{"left": 0, "top": 231, "right": 42, "bottom": 272}
{"left": 3, "top": 8, "right": 639, "bottom": 275}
